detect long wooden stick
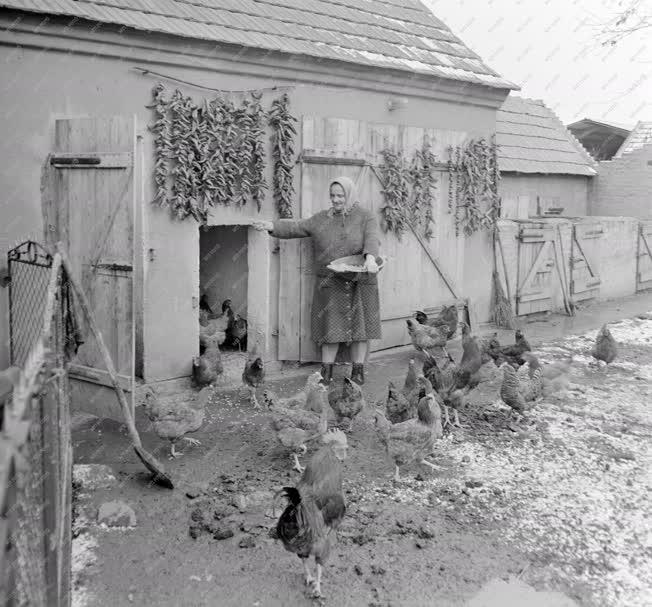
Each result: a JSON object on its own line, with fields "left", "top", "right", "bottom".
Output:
{"left": 56, "top": 243, "right": 142, "bottom": 447}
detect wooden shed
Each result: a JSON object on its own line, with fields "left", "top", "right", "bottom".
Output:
{"left": 0, "top": 0, "right": 516, "bottom": 406}
{"left": 497, "top": 96, "right": 597, "bottom": 220}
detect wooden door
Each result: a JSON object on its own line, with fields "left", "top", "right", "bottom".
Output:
{"left": 570, "top": 222, "right": 602, "bottom": 301}
{"left": 43, "top": 116, "right": 137, "bottom": 390}
{"left": 516, "top": 224, "right": 555, "bottom": 315}
{"left": 277, "top": 116, "right": 466, "bottom": 362}
{"left": 636, "top": 221, "right": 652, "bottom": 292}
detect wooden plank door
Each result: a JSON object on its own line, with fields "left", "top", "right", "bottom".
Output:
{"left": 277, "top": 116, "right": 465, "bottom": 362}
{"left": 43, "top": 116, "right": 137, "bottom": 390}
{"left": 516, "top": 225, "right": 555, "bottom": 315}
{"left": 570, "top": 222, "right": 603, "bottom": 301}
{"left": 636, "top": 220, "right": 652, "bottom": 292}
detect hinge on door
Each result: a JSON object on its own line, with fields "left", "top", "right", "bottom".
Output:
{"left": 93, "top": 263, "right": 132, "bottom": 272}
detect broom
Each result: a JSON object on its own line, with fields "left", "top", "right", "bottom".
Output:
{"left": 491, "top": 226, "right": 516, "bottom": 329}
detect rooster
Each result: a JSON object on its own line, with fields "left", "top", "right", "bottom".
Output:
{"left": 242, "top": 344, "right": 265, "bottom": 408}
{"left": 275, "top": 429, "right": 347, "bottom": 599}
{"left": 406, "top": 318, "right": 449, "bottom": 360}
{"left": 374, "top": 393, "right": 443, "bottom": 482}
{"left": 591, "top": 324, "right": 617, "bottom": 366}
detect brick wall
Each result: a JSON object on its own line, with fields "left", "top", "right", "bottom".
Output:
{"left": 590, "top": 144, "right": 652, "bottom": 218}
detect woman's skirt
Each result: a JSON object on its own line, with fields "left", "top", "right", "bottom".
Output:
{"left": 311, "top": 273, "right": 382, "bottom": 345}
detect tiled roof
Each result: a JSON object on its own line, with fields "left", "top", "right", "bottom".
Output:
{"left": 614, "top": 121, "right": 652, "bottom": 157}
{"left": 497, "top": 96, "right": 596, "bottom": 176}
{"left": 0, "top": 0, "right": 517, "bottom": 89}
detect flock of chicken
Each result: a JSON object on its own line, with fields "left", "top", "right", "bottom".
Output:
{"left": 140, "top": 301, "right": 619, "bottom": 600}
{"left": 193, "top": 297, "right": 248, "bottom": 387}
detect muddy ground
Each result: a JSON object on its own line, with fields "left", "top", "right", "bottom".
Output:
{"left": 71, "top": 295, "right": 652, "bottom": 607}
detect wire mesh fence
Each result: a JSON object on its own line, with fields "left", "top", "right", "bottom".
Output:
{"left": 1, "top": 244, "right": 72, "bottom": 607}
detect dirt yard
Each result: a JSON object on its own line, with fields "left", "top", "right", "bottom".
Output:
{"left": 71, "top": 295, "right": 652, "bottom": 607}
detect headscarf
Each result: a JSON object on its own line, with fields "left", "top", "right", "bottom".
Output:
{"left": 328, "top": 176, "right": 360, "bottom": 217}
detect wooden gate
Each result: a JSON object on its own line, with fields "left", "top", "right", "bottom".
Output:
{"left": 42, "top": 116, "right": 137, "bottom": 413}
{"left": 636, "top": 220, "right": 652, "bottom": 292}
{"left": 570, "top": 222, "right": 603, "bottom": 302}
{"left": 515, "top": 224, "right": 555, "bottom": 315}
{"left": 278, "top": 116, "right": 466, "bottom": 362}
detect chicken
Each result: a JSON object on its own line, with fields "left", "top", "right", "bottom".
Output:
{"left": 374, "top": 393, "right": 443, "bottom": 482}
{"left": 415, "top": 304, "right": 458, "bottom": 340}
{"left": 275, "top": 429, "right": 347, "bottom": 599}
{"left": 226, "top": 313, "right": 248, "bottom": 351}
{"left": 406, "top": 318, "right": 449, "bottom": 359}
{"left": 264, "top": 384, "right": 329, "bottom": 472}
{"left": 537, "top": 355, "right": 573, "bottom": 396}
{"left": 143, "top": 385, "right": 210, "bottom": 458}
{"left": 192, "top": 334, "right": 223, "bottom": 387}
{"left": 242, "top": 345, "right": 265, "bottom": 408}
{"left": 385, "top": 380, "right": 412, "bottom": 424}
{"left": 499, "top": 361, "right": 542, "bottom": 416}
{"left": 591, "top": 324, "right": 617, "bottom": 365}
{"left": 266, "top": 371, "right": 323, "bottom": 412}
{"left": 403, "top": 358, "right": 418, "bottom": 395}
{"left": 456, "top": 322, "right": 483, "bottom": 388}
{"left": 199, "top": 299, "right": 233, "bottom": 352}
{"left": 477, "top": 332, "right": 500, "bottom": 364}
{"left": 199, "top": 293, "right": 213, "bottom": 314}
{"left": 424, "top": 356, "right": 463, "bottom": 427}
{"left": 327, "top": 377, "right": 365, "bottom": 431}
{"left": 491, "top": 329, "right": 532, "bottom": 368}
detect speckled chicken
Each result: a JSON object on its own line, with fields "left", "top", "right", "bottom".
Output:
{"left": 374, "top": 393, "right": 443, "bottom": 482}
{"left": 328, "top": 377, "right": 365, "bottom": 431}
{"left": 143, "top": 386, "right": 210, "bottom": 458}
{"left": 499, "top": 360, "right": 542, "bottom": 415}
{"left": 415, "top": 304, "right": 458, "bottom": 340}
{"left": 591, "top": 324, "right": 617, "bottom": 365}
{"left": 406, "top": 318, "right": 449, "bottom": 359}
{"left": 264, "top": 384, "right": 329, "bottom": 472}
{"left": 275, "top": 430, "right": 347, "bottom": 599}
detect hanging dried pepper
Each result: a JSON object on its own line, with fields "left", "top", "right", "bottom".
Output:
{"left": 148, "top": 84, "right": 283, "bottom": 222}
{"left": 379, "top": 139, "right": 438, "bottom": 240}
{"left": 268, "top": 93, "right": 297, "bottom": 218}
{"left": 448, "top": 137, "right": 500, "bottom": 237}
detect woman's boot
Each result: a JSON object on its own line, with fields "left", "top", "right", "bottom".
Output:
{"left": 320, "top": 363, "right": 334, "bottom": 385}
{"left": 350, "top": 363, "right": 365, "bottom": 385}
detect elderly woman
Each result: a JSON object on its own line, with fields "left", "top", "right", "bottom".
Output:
{"left": 253, "top": 176, "right": 382, "bottom": 385}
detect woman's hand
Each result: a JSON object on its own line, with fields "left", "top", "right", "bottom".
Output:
{"left": 364, "top": 254, "right": 379, "bottom": 274}
{"left": 251, "top": 220, "right": 274, "bottom": 232}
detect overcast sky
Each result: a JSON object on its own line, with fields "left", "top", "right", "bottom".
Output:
{"left": 424, "top": 0, "right": 652, "bottom": 127}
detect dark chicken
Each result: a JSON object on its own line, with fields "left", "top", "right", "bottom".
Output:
{"left": 275, "top": 429, "right": 347, "bottom": 599}
{"left": 591, "top": 324, "right": 617, "bottom": 365}
{"left": 226, "top": 313, "right": 248, "bottom": 351}
{"left": 242, "top": 345, "right": 265, "bottom": 408}
{"left": 414, "top": 304, "right": 458, "bottom": 340}
{"left": 489, "top": 329, "right": 532, "bottom": 368}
